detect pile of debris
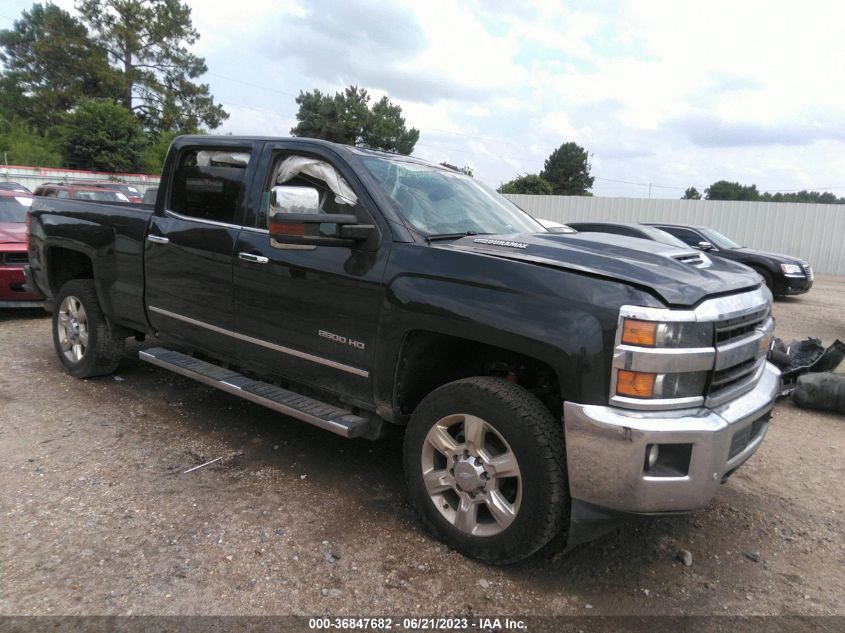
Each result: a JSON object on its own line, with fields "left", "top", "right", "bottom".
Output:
{"left": 769, "top": 338, "right": 845, "bottom": 414}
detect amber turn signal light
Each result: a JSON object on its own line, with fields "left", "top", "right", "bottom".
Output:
{"left": 616, "top": 370, "right": 656, "bottom": 398}
{"left": 621, "top": 319, "right": 657, "bottom": 346}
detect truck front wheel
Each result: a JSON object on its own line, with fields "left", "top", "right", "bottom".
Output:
{"left": 52, "top": 279, "right": 124, "bottom": 378}
{"left": 403, "top": 377, "right": 569, "bottom": 564}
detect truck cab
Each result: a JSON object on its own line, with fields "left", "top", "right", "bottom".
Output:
{"left": 26, "top": 136, "right": 779, "bottom": 564}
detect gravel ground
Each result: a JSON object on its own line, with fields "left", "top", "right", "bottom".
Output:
{"left": 0, "top": 276, "right": 843, "bottom": 617}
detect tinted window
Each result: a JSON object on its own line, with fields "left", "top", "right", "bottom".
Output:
{"left": 169, "top": 149, "right": 251, "bottom": 224}
{"left": 659, "top": 226, "right": 702, "bottom": 247}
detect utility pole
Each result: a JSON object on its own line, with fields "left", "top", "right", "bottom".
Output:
{"left": 648, "top": 183, "right": 652, "bottom": 199}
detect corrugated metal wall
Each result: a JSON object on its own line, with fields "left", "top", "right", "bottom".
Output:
{"left": 506, "top": 195, "right": 845, "bottom": 275}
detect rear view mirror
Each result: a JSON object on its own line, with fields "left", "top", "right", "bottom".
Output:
{"left": 268, "top": 185, "right": 374, "bottom": 247}
{"left": 697, "top": 241, "right": 715, "bottom": 251}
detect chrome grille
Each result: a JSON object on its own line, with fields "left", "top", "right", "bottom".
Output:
{"left": 707, "top": 304, "right": 772, "bottom": 406}
{"left": 803, "top": 264, "right": 813, "bottom": 281}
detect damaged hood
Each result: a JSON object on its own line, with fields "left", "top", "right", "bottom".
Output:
{"left": 440, "top": 232, "right": 762, "bottom": 306}
{"left": 0, "top": 222, "right": 27, "bottom": 245}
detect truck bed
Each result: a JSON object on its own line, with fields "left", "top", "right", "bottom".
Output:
{"left": 28, "top": 197, "right": 154, "bottom": 331}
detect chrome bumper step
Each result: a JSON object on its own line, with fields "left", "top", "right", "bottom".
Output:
{"left": 139, "top": 347, "right": 371, "bottom": 438}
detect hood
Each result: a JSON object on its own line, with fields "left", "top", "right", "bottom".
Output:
{"left": 440, "top": 232, "right": 762, "bottom": 306}
{"left": 734, "top": 246, "right": 806, "bottom": 265}
{"left": 0, "top": 222, "right": 26, "bottom": 245}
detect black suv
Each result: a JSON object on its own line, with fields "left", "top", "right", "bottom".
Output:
{"left": 646, "top": 223, "right": 813, "bottom": 297}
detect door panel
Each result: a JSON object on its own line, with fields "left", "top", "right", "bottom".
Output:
{"left": 144, "top": 213, "right": 239, "bottom": 357}
{"left": 233, "top": 228, "right": 387, "bottom": 398}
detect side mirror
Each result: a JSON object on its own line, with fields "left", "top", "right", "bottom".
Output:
{"left": 268, "top": 185, "right": 374, "bottom": 247}
{"left": 697, "top": 241, "right": 715, "bottom": 251}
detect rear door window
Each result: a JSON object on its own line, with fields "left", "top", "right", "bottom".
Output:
{"left": 169, "top": 149, "right": 251, "bottom": 225}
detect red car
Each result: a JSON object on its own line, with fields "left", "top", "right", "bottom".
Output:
{"left": 0, "top": 191, "right": 43, "bottom": 307}
{"left": 85, "top": 181, "right": 143, "bottom": 203}
{"left": 34, "top": 183, "right": 131, "bottom": 202}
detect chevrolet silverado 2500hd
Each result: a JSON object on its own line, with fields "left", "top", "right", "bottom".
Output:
{"left": 26, "top": 136, "right": 780, "bottom": 563}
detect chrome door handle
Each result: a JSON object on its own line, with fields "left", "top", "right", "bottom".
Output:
{"left": 147, "top": 235, "right": 170, "bottom": 244}
{"left": 238, "top": 252, "right": 269, "bottom": 264}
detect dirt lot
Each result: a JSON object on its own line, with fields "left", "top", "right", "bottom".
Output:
{"left": 1, "top": 276, "right": 843, "bottom": 618}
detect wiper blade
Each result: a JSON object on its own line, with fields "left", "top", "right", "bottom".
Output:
{"left": 425, "top": 231, "right": 488, "bottom": 242}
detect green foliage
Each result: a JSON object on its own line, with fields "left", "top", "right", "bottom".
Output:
{"left": 58, "top": 99, "right": 148, "bottom": 172}
{"left": 0, "top": 3, "right": 120, "bottom": 132}
{"left": 291, "top": 86, "right": 419, "bottom": 154}
{"left": 143, "top": 130, "right": 177, "bottom": 174}
{"left": 0, "top": 113, "right": 62, "bottom": 166}
{"left": 540, "top": 142, "right": 594, "bottom": 195}
{"left": 498, "top": 174, "right": 553, "bottom": 195}
{"left": 682, "top": 186, "right": 702, "bottom": 200}
{"left": 760, "top": 190, "right": 845, "bottom": 204}
{"left": 77, "top": 0, "right": 227, "bottom": 134}
{"left": 705, "top": 180, "right": 760, "bottom": 201}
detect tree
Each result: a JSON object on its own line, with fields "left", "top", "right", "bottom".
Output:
{"left": 682, "top": 186, "right": 702, "bottom": 200}
{"left": 0, "top": 3, "right": 120, "bottom": 131}
{"left": 705, "top": 180, "right": 760, "bottom": 201}
{"left": 77, "top": 0, "right": 227, "bottom": 134}
{"left": 0, "top": 115, "right": 62, "bottom": 167}
{"left": 540, "top": 142, "right": 594, "bottom": 195}
{"left": 498, "top": 174, "right": 553, "bottom": 195}
{"left": 58, "top": 99, "right": 148, "bottom": 172}
{"left": 291, "top": 86, "right": 419, "bottom": 154}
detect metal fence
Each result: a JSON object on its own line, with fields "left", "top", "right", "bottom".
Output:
{"left": 1, "top": 164, "right": 159, "bottom": 195}
{"left": 506, "top": 195, "right": 845, "bottom": 276}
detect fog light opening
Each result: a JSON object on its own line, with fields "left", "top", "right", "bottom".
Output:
{"left": 646, "top": 444, "right": 659, "bottom": 470}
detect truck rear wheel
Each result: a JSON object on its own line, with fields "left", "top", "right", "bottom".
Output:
{"left": 52, "top": 279, "right": 124, "bottom": 378}
{"left": 403, "top": 377, "right": 569, "bottom": 564}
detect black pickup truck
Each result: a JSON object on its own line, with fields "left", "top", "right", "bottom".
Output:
{"left": 26, "top": 136, "right": 780, "bottom": 564}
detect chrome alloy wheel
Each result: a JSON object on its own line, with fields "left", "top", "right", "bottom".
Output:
{"left": 57, "top": 295, "right": 89, "bottom": 363}
{"left": 420, "top": 414, "right": 522, "bottom": 536}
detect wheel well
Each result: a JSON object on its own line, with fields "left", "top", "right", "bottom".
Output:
{"left": 47, "top": 247, "right": 93, "bottom": 295}
{"left": 395, "top": 331, "right": 562, "bottom": 421}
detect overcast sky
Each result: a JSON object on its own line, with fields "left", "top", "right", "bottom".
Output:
{"left": 4, "top": 0, "right": 845, "bottom": 197}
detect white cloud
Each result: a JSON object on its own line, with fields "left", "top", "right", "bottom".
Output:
{"left": 4, "top": 0, "right": 845, "bottom": 195}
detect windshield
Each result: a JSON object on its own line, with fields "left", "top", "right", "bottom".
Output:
{"left": 638, "top": 226, "right": 689, "bottom": 248}
{"left": 0, "top": 196, "right": 32, "bottom": 222}
{"left": 359, "top": 156, "right": 544, "bottom": 237}
{"left": 700, "top": 227, "right": 740, "bottom": 250}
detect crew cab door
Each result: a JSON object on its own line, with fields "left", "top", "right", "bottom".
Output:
{"left": 233, "top": 143, "right": 390, "bottom": 402}
{"left": 144, "top": 142, "right": 259, "bottom": 358}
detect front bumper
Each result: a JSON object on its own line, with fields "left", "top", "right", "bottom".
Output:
{"left": 0, "top": 266, "right": 44, "bottom": 306}
{"left": 780, "top": 273, "right": 812, "bottom": 295}
{"left": 563, "top": 361, "right": 779, "bottom": 516}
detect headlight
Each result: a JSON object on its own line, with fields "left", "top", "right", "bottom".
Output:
{"left": 780, "top": 263, "right": 802, "bottom": 274}
{"left": 614, "top": 318, "right": 715, "bottom": 405}
{"left": 621, "top": 318, "right": 713, "bottom": 348}
{"left": 616, "top": 370, "right": 709, "bottom": 399}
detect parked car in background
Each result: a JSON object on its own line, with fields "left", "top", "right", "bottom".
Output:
{"left": 34, "top": 183, "right": 130, "bottom": 202}
{"left": 0, "top": 182, "right": 32, "bottom": 194}
{"left": 0, "top": 191, "right": 43, "bottom": 307}
{"left": 536, "top": 218, "right": 577, "bottom": 233}
{"left": 567, "top": 222, "right": 695, "bottom": 249}
{"left": 646, "top": 223, "right": 813, "bottom": 297}
{"left": 85, "top": 181, "right": 143, "bottom": 203}
{"left": 141, "top": 186, "right": 158, "bottom": 205}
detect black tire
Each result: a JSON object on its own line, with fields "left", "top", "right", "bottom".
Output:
{"left": 755, "top": 267, "right": 775, "bottom": 294}
{"left": 403, "top": 376, "right": 569, "bottom": 564}
{"left": 52, "top": 279, "right": 124, "bottom": 378}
